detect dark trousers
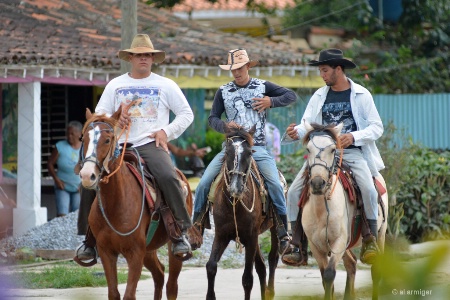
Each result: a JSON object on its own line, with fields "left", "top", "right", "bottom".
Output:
{"left": 77, "top": 187, "right": 96, "bottom": 235}
{"left": 136, "top": 142, "right": 192, "bottom": 230}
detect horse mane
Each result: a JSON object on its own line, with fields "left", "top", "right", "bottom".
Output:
{"left": 302, "top": 123, "right": 339, "bottom": 145}
{"left": 82, "top": 113, "right": 117, "bottom": 133}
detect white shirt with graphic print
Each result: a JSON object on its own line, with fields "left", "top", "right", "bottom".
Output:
{"left": 95, "top": 73, "right": 193, "bottom": 147}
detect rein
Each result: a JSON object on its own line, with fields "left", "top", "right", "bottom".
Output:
{"left": 308, "top": 132, "right": 349, "bottom": 254}
{"left": 81, "top": 120, "right": 146, "bottom": 236}
{"left": 222, "top": 135, "right": 260, "bottom": 253}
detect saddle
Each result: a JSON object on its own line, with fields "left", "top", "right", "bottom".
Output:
{"left": 196, "top": 159, "right": 286, "bottom": 232}
{"left": 123, "top": 149, "right": 190, "bottom": 247}
{"left": 297, "top": 161, "right": 387, "bottom": 250}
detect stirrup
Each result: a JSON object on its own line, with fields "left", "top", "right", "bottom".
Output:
{"left": 278, "top": 236, "right": 291, "bottom": 255}
{"left": 360, "top": 236, "right": 380, "bottom": 265}
{"left": 73, "top": 244, "right": 98, "bottom": 267}
{"left": 281, "top": 247, "right": 308, "bottom": 267}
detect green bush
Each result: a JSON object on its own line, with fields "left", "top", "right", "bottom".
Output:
{"left": 378, "top": 121, "right": 450, "bottom": 242}
{"left": 276, "top": 149, "right": 307, "bottom": 185}
{"left": 204, "top": 128, "right": 225, "bottom": 165}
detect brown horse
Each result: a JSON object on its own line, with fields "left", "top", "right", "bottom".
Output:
{"left": 301, "top": 122, "right": 388, "bottom": 300}
{"left": 206, "top": 125, "right": 280, "bottom": 300}
{"left": 78, "top": 105, "right": 197, "bottom": 300}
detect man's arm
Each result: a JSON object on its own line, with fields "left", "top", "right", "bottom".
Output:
{"left": 208, "top": 89, "right": 227, "bottom": 133}
{"left": 264, "top": 81, "right": 297, "bottom": 108}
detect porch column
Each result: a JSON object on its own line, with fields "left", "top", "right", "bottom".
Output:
{"left": 13, "top": 82, "right": 47, "bottom": 236}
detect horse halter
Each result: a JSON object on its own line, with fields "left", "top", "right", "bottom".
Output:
{"left": 307, "top": 132, "right": 339, "bottom": 186}
{"left": 80, "top": 121, "right": 119, "bottom": 177}
{"left": 224, "top": 136, "right": 252, "bottom": 189}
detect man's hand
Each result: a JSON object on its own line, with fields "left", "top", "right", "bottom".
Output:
{"left": 251, "top": 96, "right": 271, "bottom": 113}
{"left": 286, "top": 123, "right": 299, "bottom": 140}
{"left": 149, "top": 129, "right": 169, "bottom": 152}
{"left": 118, "top": 103, "right": 131, "bottom": 129}
{"left": 339, "top": 133, "right": 354, "bottom": 149}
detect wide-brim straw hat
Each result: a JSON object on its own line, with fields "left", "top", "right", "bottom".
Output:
{"left": 118, "top": 34, "right": 165, "bottom": 64}
{"left": 308, "top": 48, "right": 356, "bottom": 69}
{"left": 219, "top": 49, "right": 259, "bottom": 71}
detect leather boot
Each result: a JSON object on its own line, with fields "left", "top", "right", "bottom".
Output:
{"left": 172, "top": 229, "right": 192, "bottom": 259}
{"left": 276, "top": 214, "right": 291, "bottom": 255}
{"left": 74, "top": 226, "right": 98, "bottom": 267}
{"left": 281, "top": 221, "right": 308, "bottom": 266}
{"left": 360, "top": 219, "right": 380, "bottom": 265}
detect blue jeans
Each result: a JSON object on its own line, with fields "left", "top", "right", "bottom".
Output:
{"left": 194, "top": 145, "right": 287, "bottom": 215}
{"left": 55, "top": 187, "right": 80, "bottom": 216}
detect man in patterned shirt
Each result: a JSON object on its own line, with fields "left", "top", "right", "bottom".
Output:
{"left": 192, "top": 49, "right": 297, "bottom": 253}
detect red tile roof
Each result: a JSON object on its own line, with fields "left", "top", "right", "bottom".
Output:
{"left": 0, "top": 0, "right": 308, "bottom": 76}
{"left": 173, "top": 0, "right": 295, "bottom": 12}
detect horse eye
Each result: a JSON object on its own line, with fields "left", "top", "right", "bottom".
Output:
{"left": 105, "top": 138, "right": 110, "bottom": 144}
{"left": 331, "top": 148, "right": 336, "bottom": 153}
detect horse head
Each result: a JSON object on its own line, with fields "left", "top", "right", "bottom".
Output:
{"left": 303, "top": 121, "right": 343, "bottom": 195}
{"left": 223, "top": 124, "right": 256, "bottom": 198}
{"left": 78, "top": 106, "right": 125, "bottom": 189}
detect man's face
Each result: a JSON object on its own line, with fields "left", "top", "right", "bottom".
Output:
{"left": 318, "top": 65, "right": 338, "bottom": 87}
{"left": 129, "top": 53, "right": 154, "bottom": 77}
{"left": 231, "top": 64, "right": 250, "bottom": 86}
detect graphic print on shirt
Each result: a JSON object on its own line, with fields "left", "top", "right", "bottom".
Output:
{"left": 322, "top": 89, "right": 356, "bottom": 134}
{"left": 114, "top": 87, "right": 160, "bottom": 121}
{"left": 222, "top": 78, "right": 267, "bottom": 145}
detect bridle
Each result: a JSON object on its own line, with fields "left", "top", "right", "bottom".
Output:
{"left": 307, "top": 131, "right": 339, "bottom": 190}
{"left": 80, "top": 121, "right": 119, "bottom": 182}
{"left": 80, "top": 120, "right": 146, "bottom": 237}
{"left": 308, "top": 131, "right": 349, "bottom": 254}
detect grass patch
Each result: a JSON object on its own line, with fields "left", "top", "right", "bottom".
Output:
{"left": 2, "top": 262, "right": 150, "bottom": 289}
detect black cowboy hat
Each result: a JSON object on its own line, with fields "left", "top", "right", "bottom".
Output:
{"left": 308, "top": 48, "right": 357, "bottom": 69}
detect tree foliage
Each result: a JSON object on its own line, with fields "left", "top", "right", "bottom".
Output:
{"left": 282, "top": 0, "right": 450, "bottom": 94}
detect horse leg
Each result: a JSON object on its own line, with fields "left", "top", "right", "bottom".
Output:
{"left": 97, "top": 246, "right": 120, "bottom": 300}
{"left": 167, "top": 241, "right": 184, "bottom": 300}
{"left": 254, "top": 245, "right": 268, "bottom": 300}
{"left": 143, "top": 250, "right": 165, "bottom": 300}
{"left": 242, "top": 235, "right": 259, "bottom": 300}
{"left": 206, "top": 236, "right": 230, "bottom": 300}
{"left": 266, "top": 226, "right": 279, "bottom": 299}
{"left": 309, "top": 242, "right": 335, "bottom": 300}
{"left": 123, "top": 248, "right": 146, "bottom": 300}
{"left": 372, "top": 228, "right": 386, "bottom": 300}
{"left": 342, "top": 250, "right": 357, "bottom": 300}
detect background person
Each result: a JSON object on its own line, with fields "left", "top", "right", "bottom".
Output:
{"left": 47, "top": 121, "right": 83, "bottom": 217}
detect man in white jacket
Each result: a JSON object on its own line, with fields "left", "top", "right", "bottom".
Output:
{"left": 281, "top": 48, "right": 384, "bottom": 266}
{"left": 75, "top": 34, "right": 194, "bottom": 263}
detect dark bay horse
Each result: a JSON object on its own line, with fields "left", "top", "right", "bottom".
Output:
{"left": 206, "top": 125, "right": 280, "bottom": 300}
{"left": 301, "top": 122, "right": 388, "bottom": 300}
{"left": 78, "top": 105, "right": 198, "bottom": 300}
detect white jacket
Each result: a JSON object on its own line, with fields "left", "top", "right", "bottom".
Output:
{"left": 283, "top": 78, "right": 385, "bottom": 175}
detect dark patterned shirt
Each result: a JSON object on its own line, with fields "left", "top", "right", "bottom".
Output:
{"left": 322, "top": 88, "right": 357, "bottom": 134}
{"left": 208, "top": 78, "right": 296, "bottom": 146}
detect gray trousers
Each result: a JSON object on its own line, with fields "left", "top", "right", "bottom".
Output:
{"left": 136, "top": 142, "right": 192, "bottom": 230}
{"left": 287, "top": 148, "right": 378, "bottom": 222}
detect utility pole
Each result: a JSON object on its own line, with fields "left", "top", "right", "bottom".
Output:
{"left": 121, "top": 0, "right": 137, "bottom": 73}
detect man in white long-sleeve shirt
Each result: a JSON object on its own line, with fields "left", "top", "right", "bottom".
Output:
{"left": 75, "top": 34, "right": 194, "bottom": 262}
{"left": 281, "top": 48, "right": 384, "bottom": 266}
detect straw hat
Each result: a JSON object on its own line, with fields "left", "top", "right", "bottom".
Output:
{"left": 308, "top": 48, "right": 356, "bottom": 69}
{"left": 219, "top": 49, "right": 259, "bottom": 71}
{"left": 118, "top": 34, "right": 165, "bottom": 63}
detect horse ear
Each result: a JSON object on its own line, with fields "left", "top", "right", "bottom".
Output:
{"left": 333, "top": 123, "right": 344, "bottom": 136}
{"left": 86, "top": 108, "right": 93, "bottom": 120}
{"left": 111, "top": 105, "right": 122, "bottom": 121}
{"left": 304, "top": 120, "right": 314, "bottom": 133}
{"left": 248, "top": 124, "right": 257, "bottom": 136}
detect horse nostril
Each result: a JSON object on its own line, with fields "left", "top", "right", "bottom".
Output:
{"left": 90, "top": 174, "right": 96, "bottom": 181}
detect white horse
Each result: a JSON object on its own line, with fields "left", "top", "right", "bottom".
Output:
{"left": 302, "top": 122, "right": 388, "bottom": 300}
